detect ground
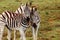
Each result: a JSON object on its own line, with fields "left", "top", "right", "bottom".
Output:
{"left": 0, "top": 0, "right": 60, "bottom": 40}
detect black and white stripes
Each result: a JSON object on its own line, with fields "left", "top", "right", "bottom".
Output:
{"left": 15, "top": 3, "right": 25, "bottom": 14}
{"left": 0, "top": 10, "right": 31, "bottom": 40}
{"left": 1, "top": 11, "right": 30, "bottom": 30}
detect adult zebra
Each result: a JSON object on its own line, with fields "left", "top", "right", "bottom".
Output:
{"left": 0, "top": 10, "right": 30, "bottom": 40}
{"left": 15, "top": 2, "right": 40, "bottom": 40}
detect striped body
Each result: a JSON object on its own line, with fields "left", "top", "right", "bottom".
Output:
{"left": 0, "top": 11, "right": 30, "bottom": 31}
{"left": 0, "top": 10, "right": 31, "bottom": 40}
{"left": 15, "top": 4, "right": 25, "bottom": 14}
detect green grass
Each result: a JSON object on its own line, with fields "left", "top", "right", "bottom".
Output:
{"left": 0, "top": 0, "right": 60, "bottom": 40}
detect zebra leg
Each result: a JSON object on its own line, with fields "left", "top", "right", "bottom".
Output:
{"left": 19, "top": 27, "right": 26, "bottom": 40}
{"left": 0, "top": 23, "right": 5, "bottom": 40}
{"left": 0, "top": 14, "right": 5, "bottom": 40}
{"left": 32, "top": 22, "right": 40, "bottom": 40}
{"left": 35, "top": 22, "right": 40, "bottom": 40}
{"left": 32, "top": 27, "right": 36, "bottom": 40}
{"left": 0, "top": 24, "right": 4, "bottom": 40}
{"left": 14, "top": 30, "right": 16, "bottom": 40}
{"left": 7, "top": 30, "right": 11, "bottom": 40}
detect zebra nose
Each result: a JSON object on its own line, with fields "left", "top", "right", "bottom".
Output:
{"left": 32, "top": 23, "right": 37, "bottom": 29}
{"left": 26, "top": 17, "right": 30, "bottom": 22}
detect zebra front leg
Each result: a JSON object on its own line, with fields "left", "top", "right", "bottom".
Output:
{"left": 0, "top": 21, "right": 5, "bottom": 40}
{"left": 32, "top": 27, "right": 36, "bottom": 40}
{"left": 32, "top": 22, "right": 40, "bottom": 40}
{"left": 7, "top": 30, "right": 11, "bottom": 40}
{"left": 14, "top": 30, "right": 16, "bottom": 40}
{"left": 19, "top": 27, "right": 26, "bottom": 40}
{"left": 0, "top": 25, "right": 4, "bottom": 40}
{"left": 35, "top": 22, "right": 40, "bottom": 40}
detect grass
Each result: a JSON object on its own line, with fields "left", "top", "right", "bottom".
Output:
{"left": 0, "top": 0, "right": 60, "bottom": 40}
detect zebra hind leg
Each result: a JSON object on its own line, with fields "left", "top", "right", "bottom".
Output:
{"left": 0, "top": 18, "right": 5, "bottom": 40}
{"left": 7, "top": 29, "right": 11, "bottom": 40}
{"left": 14, "top": 30, "right": 16, "bottom": 40}
{"left": 0, "top": 24, "right": 5, "bottom": 40}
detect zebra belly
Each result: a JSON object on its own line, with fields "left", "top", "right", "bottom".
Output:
{"left": 5, "top": 24, "right": 21, "bottom": 31}
{"left": 6, "top": 19, "right": 20, "bottom": 30}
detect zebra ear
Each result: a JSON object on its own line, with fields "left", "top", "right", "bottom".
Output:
{"left": 30, "top": 7, "right": 34, "bottom": 15}
{"left": 29, "top": 2, "right": 32, "bottom": 6}
{"left": 26, "top": 2, "right": 28, "bottom": 6}
{"left": 32, "top": 7, "right": 37, "bottom": 11}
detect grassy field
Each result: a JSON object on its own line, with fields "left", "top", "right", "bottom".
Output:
{"left": 0, "top": 0, "right": 60, "bottom": 40}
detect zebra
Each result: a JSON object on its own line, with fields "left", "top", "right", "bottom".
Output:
{"left": 15, "top": 2, "right": 40, "bottom": 40}
{"left": 0, "top": 10, "right": 31, "bottom": 40}
{"left": 30, "top": 6, "right": 40, "bottom": 40}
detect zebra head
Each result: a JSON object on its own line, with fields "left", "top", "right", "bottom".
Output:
{"left": 30, "top": 6, "right": 40, "bottom": 28}
{"left": 24, "top": 2, "right": 32, "bottom": 18}
{"left": 20, "top": 3, "right": 32, "bottom": 24}
{"left": 16, "top": 3, "right": 31, "bottom": 24}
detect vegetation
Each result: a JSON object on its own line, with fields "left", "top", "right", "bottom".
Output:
{"left": 0, "top": 0, "right": 60, "bottom": 40}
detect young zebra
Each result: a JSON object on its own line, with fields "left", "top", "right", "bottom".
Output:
{"left": 30, "top": 6, "right": 40, "bottom": 40}
{"left": 0, "top": 10, "right": 30, "bottom": 40}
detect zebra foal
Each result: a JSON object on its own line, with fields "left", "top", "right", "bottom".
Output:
{"left": 0, "top": 10, "right": 30, "bottom": 40}
{"left": 30, "top": 6, "right": 40, "bottom": 40}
